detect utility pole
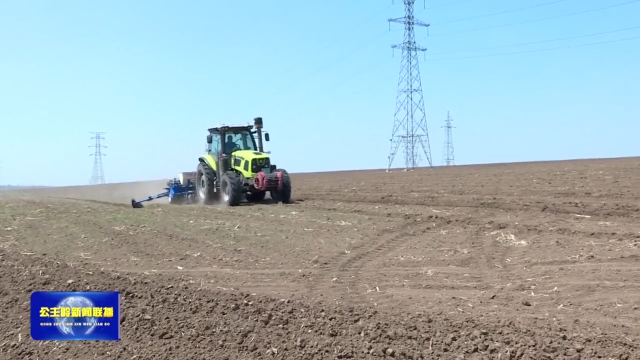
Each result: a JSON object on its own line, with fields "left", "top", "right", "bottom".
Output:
{"left": 442, "top": 111, "right": 455, "bottom": 166}
{"left": 89, "top": 132, "right": 106, "bottom": 185}
{"left": 386, "top": 0, "right": 433, "bottom": 172}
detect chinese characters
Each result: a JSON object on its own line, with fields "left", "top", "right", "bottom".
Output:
{"left": 40, "top": 307, "right": 114, "bottom": 318}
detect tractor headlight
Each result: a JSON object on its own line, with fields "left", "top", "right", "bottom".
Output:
{"left": 252, "top": 158, "right": 270, "bottom": 173}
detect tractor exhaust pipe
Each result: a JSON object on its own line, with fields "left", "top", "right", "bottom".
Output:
{"left": 254, "top": 117, "right": 264, "bottom": 153}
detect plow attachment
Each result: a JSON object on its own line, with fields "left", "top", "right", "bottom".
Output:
{"left": 131, "top": 172, "right": 198, "bottom": 208}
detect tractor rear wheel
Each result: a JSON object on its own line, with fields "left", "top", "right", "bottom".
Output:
{"left": 220, "top": 171, "right": 243, "bottom": 206}
{"left": 196, "top": 162, "right": 218, "bottom": 205}
{"left": 272, "top": 169, "right": 292, "bottom": 204}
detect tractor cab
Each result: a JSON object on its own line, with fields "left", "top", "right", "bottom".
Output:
{"left": 207, "top": 126, "right": 259, "bottom": 157}
{"left": 206, "top": 124, "right": 270, "bottom": 156}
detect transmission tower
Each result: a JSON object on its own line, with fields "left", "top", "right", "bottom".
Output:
{"left": 442, "top": 111, "right": 455, "bottom": 166}
{"left": 89, "top": 132, "right": 106, "bottom": 185}
{"left": 386, "top": 0, "right": 432, "bottom": 172}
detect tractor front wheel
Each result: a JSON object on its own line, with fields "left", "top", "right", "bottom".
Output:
{"left": 220, "top": 171, "right": 243, "bottom": 206}
{"left": 272, "top": 169, "right": 292, "bottom": 204}
{"left": 196, "top": 162, "right": 218, "bottom": 205}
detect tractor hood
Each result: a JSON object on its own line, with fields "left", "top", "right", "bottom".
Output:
{"left": 230, "top": 150, "right": 272, "bottom": 177}
{"left": 232, "top": 150, "right": 269, "bottom": 160}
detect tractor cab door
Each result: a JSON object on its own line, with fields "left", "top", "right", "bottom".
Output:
{"left": 208, "top": 133, "right": 222, "bottom": 157}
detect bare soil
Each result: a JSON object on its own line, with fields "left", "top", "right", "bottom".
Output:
{"left": 1, "top": 157, "right": 639, "bottom": 359}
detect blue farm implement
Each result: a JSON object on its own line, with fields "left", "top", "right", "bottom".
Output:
{"left": 131, "top": 172, "right": 198, "bottom": 208}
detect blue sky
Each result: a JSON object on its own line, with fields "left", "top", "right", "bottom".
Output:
{"left": 0, "top": 0, "right": 638, "bottom": 186}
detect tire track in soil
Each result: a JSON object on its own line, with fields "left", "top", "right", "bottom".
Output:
{"left": 310, "top": 199, "right": 531, "bottom": 298}
{"left": 311, "top": 200, "right": 640, "bottom": 248}
{"left": 305, "top": 216, "right": 447, "bottom": 303}
{"left": 475, "top": 227, "right": 511, "bottom": 293}
{"left": 305, "top": 192, "right": 640, "bottom": 219}
{"left": 308, "top": 201, "right": 440, "bottom": 221}
{"left": 332, "top": 223, "right": 437, "bottom": 303}
{"left": 304, "top": 224, "right": 406, "bottom": 296}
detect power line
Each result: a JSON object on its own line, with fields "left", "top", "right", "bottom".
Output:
{"left": 311, "top": 3, "right": 393, "bottom": 54}
{"left": 285, "top": 30, "right": 394, "bottom": 87}
{"left": 432, "top": 0, "right": 568, "bottom": 26}
{"left": 305, "top": 3, "right": 639, "bottom": 106}
{"left": 285, "top": 20, "right": 638, "bottom": 118}
{"left": 427, "top": 34, "right": 640, "bottom": 61}
{"left": 89, "top": 132, "right": 106, "bottom": 185}
{"left": 254, "top": 2, "right": 637, "bottom": 122}
{"left": 387, "top": 0, "right": 433, "bottom": 172}
{"left": 426, "top": 0, "right": 640, "bottom": 37}
{"left": 281, "top": 26, "right": 639, "bottom": 115}
{"left": 306, "top": 56, "right": 396, "bottom": 104}
{"left": 309, "top": 73, "right": 397, "bottom": 113}
{"left": 254, "top": 30, "right": 399, "bottom": 110}
{"left": 420, "top": 0, "right": 475, "bottom": 11}
{"left": 253, "top": 2, "right": 475, "bottom": 109}
{"left": 309, "top": 30, "right": 638, "bottom": 111}
{"left": 442, "top": 111, "right": 455, "bottom": 166}
{"left": 255, "top": 4, "right": 393, "bottom": 85}
{"left": 254, "top": 28, "right": 401, "bottom": 108}
{"left": 429, "top": 25, "right": 640, "bottom": 55}
{"left": 269, "top": 1, "right": 640, "bottom": 98}
{"left": 303, "top": 31, "right": 638, "bottom": 124}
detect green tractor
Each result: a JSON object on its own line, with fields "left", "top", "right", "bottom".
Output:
{"left": 195, "top": 117, "right": 292, "bottom": 206}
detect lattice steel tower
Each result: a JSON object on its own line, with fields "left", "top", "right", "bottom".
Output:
{"left": 386, "top": 0, "right": 432, "bottom": 171}
{"left": 89, "top": 132, "right": 106, "bottom": 184}
{"left": 442, "top": 111, "right": 455, "bottom": 166}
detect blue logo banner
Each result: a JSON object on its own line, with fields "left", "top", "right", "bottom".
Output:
{"left": 30, "top": 291, "right": 120, "bottom": 341}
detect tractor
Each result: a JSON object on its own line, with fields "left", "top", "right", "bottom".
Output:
{"left": 195, "top": 117, "right": 291, "bottom": 206}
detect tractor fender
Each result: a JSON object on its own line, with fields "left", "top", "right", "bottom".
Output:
{"left": 199, "top": 155, "right": 218, "bottom": 172}
{"left": 197, "top": 157, "right": 218, "bottom": 181}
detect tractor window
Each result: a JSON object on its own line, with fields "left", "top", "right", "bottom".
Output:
{"left": 209, "top": 133, "right": 221, "bottom": 156}
{"left": 224, "top": 130, "right": 256, "bottom": 153}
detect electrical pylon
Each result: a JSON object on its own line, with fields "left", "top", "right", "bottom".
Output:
{"left": 442, "top": 111, "right": 455, "bottom": 166}
{"left": 386, "top": 0, "right": 433, "bottom": 172}
{"left": 89, "top": 132, "right": 106, "bottom": 184}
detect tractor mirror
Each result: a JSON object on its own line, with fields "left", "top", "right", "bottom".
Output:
{"left": 264, "top": 133, "right": 270, "bottom": 141}
{"left": 206, "top": 134, "right": 212, "bottom": 144}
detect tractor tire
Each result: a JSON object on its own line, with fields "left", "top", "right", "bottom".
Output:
{"left": 246, "top": 191, "right": 266, "bottom": 202}
{"left": 273, "top": 169, "right": 292, "bottom": 204}
{"left": 196, "top": 162, "right": 218, "bottom": 205}
{"left": 220, "top": 171, "right": 243, "bottom": 206}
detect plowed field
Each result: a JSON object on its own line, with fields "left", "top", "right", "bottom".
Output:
{"left": 1, "top": 158, "right": 639, "bottom": 359}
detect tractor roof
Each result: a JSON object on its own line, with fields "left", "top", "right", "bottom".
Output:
{"left": 208, "top": 124, "right": 254, "bottom": 133}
